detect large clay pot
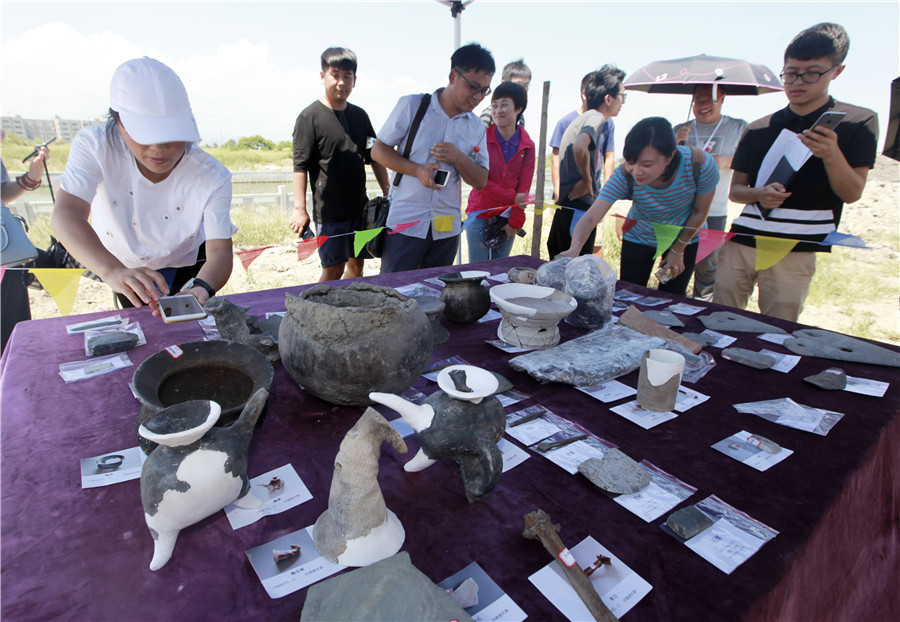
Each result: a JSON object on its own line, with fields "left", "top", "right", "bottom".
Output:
{"left": 438, "top": 271, "right": 491, "bottom": 324}
{"left": 279, "top": 283, "right": 433, "bottom": 407}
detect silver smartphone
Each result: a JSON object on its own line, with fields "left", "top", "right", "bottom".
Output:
{"left": 159, "top": 294, "right": 208, "bottom": 323}
{"left": 433, "top": 169, "right": 450, "bottom": 187}
{"left": 810, "top": 111, "right": 846, "bottom": 132}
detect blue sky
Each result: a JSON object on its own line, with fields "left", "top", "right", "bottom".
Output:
{"left": 2, "top": 1, "right": 897, "bottom": 155}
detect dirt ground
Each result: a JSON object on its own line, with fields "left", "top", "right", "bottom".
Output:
{"left": 27, "top": 156, "right": 899, "bottom": 343}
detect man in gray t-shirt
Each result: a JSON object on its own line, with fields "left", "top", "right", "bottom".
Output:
{"left": 675, "top": 84, "right": 747, "bottom": 300}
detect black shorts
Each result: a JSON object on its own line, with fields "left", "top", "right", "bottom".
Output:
{"left": 316, "top": 219, "right": 370, "bottom": 267}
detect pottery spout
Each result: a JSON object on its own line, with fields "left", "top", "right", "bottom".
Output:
{"left": 369, "top": 392, "right": 434, "bottom": 432}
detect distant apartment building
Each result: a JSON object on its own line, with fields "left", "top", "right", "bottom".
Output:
{"left": 2, "top": 115, "right": 103, "bottom": 143}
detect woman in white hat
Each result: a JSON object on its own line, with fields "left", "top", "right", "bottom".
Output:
{"left": 52, "top": 57, "right": 234, "bottom": 312}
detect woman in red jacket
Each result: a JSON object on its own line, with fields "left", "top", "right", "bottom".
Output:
{"left": 465, "top": 81, "right": 535, "bottom": 261}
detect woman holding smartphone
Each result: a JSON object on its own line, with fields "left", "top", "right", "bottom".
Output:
{"left": 52, "top": 57, "right": 234, "bottom": 314}
{"left": 465, "top": 81, "right": 535, "bottom": 261}
{"left": 560, "top": 116, "right": 718, "bottom": 295}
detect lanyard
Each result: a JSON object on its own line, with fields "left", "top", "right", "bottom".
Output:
{"left": 693, "top": 117, "right": 724, "bottom": 153}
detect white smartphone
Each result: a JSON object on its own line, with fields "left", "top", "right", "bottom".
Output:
{"left": 433, "top": 169, "right": 450, "bottom": 187}
{"left": 159, "top": 294, "right": 208, "bottom": 323}
{"left": 809, "top": 111, "right": 846, "bottom": 132}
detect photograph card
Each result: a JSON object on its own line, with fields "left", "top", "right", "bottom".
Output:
{"left": 225, "top": 464, "right": 312, "bottom": 529}
{"left": 438, "top": 562, "right": 526, "bottom": 622}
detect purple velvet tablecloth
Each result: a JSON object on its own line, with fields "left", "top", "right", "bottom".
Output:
{"left": 2, "top": 255, "right": 898, "bottom": 621}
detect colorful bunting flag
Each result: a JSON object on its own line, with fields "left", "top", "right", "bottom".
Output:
{"left": 650, "top": 222, "right": 681, "bottom": 259}
{"left": 297, "top": 236, "right": 327, "bottom": 261}
{"left": 696, "top": 230, "right": 735, "bottom": 263}
{"left": 30, "top": 268, "right": 82, "bottom": 316}
{"left": 353, "top": 228, "right": 382, "bottom": 256}
{"left": 235, "top": 246, "right": 273, "bottom": 271}
{"left": 388, "top": 220, "right": 421, "bottom": 235}
{"left": 821, "top": 231, "right": 869, "bottom": 249}
{"left": 433, "top": 216, "right": 456, "bottom": 233}
{"left": 754, "top": 236, "right": 798, "bottom": 271}
{"left": 612, "top": 214, "right": 637, "bottom": 240}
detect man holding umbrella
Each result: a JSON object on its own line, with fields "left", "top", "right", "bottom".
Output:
{"left": 674, "top": 86, "right": 746, "bottom": 300}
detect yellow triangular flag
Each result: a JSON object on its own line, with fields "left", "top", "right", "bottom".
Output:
{"left": 30, "top": 268, "right": 82, "bottom": 316}
{"left": 433, "top": 215, "right": 456, "bottom": 232}
{"left": 755, "top": 236, "right": 798, "bottom": 270}
{"left": 354, "top": 228, "right": 382, "bottom": 256}
{"left": 651, "top": 222, "right": 681, "bottom": 259}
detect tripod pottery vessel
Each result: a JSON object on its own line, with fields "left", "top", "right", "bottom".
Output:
{"left": 438, "top": 271, "right": 491, "bottom": 324}
{"left": 279, "top": 282, "right": 432, "bottom": 406}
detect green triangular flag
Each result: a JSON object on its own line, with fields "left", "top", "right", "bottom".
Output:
{"left": 354, "top": 228, "right": 382, "bottom": 256}
{"left": 651, "top": 222, "right": 682, "bottom": 259}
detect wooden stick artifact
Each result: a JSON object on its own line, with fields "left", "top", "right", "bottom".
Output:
{"left": 522, "top": 509, "right": 617, "bottom": 622}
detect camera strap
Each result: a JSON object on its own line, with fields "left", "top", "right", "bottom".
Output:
{"left": 392, "top": 92, "right": 432, "bottom": 188}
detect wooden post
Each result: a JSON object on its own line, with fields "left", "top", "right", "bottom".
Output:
{"left": 531, "top": 80, "right": 550, "bottom": 258}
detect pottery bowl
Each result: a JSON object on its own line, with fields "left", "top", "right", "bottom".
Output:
{"left": 133, "top": 340, "right": 274, "bottom": 427}
{"left": 490, "top": 283, "right": 577, "bottom": 350}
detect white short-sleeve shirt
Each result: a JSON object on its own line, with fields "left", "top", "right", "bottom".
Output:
{"left": 377, "top": 91, "right": 489, "bottom": 239}
{"left": 61, "top": 125, "right": 234, "bottom": 270}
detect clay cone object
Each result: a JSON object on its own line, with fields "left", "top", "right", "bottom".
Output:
{"left": 314, "top": 408, "right": 408, "bottom": 567}
{"left": 698, "top": 311, "right": 786, "bottom": 334}
{"left": 301, "top": 552, "right": 473, "bottom": 622}
{"left": 619, "top": 305, "right": 702, "bottom": 354}
{"left": 785, "top": 329, "right": 900, "bottom": 367}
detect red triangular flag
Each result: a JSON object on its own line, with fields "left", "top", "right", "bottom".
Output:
{"left": 297, "top": 236, "right": 327, "bottom": 261}
{"left": 696, "top": 230, "right": 734, "bottom": 263}
{"left": 235, "top": 246, "right": 273, "bottom": 271}
{"left": 611, "top": 214, "right": 637, "bottom": 239}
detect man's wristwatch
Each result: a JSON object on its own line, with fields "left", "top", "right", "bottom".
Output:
{"left": 180, "top": 277, "right": 216, "bottom": 298}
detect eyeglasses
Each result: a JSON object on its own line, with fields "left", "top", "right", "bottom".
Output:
{"left": 619, "top": 92, "right": 627, "bottom": 102}
{"left": 779, "top": 65, "right": 840, "bottom": 84}
{"left": 455, "top": 68, "right": 491, "bottom": 97}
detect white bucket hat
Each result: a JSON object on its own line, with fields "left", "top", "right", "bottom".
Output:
{"left": 110, "top": 57, "right": 201, "bottom": 145}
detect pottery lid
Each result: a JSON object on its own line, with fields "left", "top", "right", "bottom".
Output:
{"left": 437, "top": 270, "right": 490, "bottom": 284}
{"left": 437, "top": 365, "right": 498, "bottom": 403}
{"left": 138, "top": 400, "right": 222, "bottom": 447}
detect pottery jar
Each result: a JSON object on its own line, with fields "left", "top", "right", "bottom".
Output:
{"left": 438, "top": 271, "right": 491, "bottom": 324}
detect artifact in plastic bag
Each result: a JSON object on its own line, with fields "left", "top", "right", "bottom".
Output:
{"left": 619, "top": 305, "right": 703, "bottom": 354}
{"left": 579, "top": 448, "right": 651, "bottom": 494}
{"left": 279, "top": 283, "right": 433, "bottom": 406}
{"left": 139, "top": 389, "right": 268, "bottom": 570}
{"left": 370, "top": 365, "right": 506, "bottom": 503}
{"left": 536, "top": 255, "right": 616, "bottom": 329}
{"left": 313, "top": 408, "right": 408, "bottom": 567}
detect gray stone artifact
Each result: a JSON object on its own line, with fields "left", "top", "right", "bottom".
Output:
{"left": 578, "top": 449, "right": 650, "bottom": 494}
{"left": 682, "top": 332, "right": 719, "bottom": 347}
{"left": 636, "top": 349, "right": 685, "bottom": 412}
{"left": 411, "top": 295, "right": 450, "bottom": 346}
{"left": 509, "top": 325, "right": 665, "bottom": 386}
{"left": 698, "top": 311, "right": 787, "bottom": 334}
{"left": 313, "top": 408, "right": 408, "bottom": 567}
{"left": 86, "top": 331, "right": 139, "bottom": 356}
{"left": 490, "top": 283, "right": 577, "bottom": 349}
{"left": 279, "top": 283, "right": 433, "bottom": 406}
{"left": 784, "top": 329, "right": 900, "bottom": 367}
{"left": 447, "top": 577, "right": 479, "bottom": 608}
{"left": 667, "top": 505, "right": 714, "bottom": 540}
{"left": 536, "top": 255, "right": 616, "bottom": 329}
{"left": 804, "top": 367, "right": 848, "bottom": 390}
{"left": 300, "top": 552, "right": 473, "bottom": 622}
{"left": 643, "top": 310, "right": 685, "bottom": 328}
{"left": 508, "top": 267, "right": 536, "bottom": 284}
{"left": 722, "top": 347, "right": 777, "bottom": 370}
{"left": 132, "top": 340, "right": 274, "bottom": 454}
{"left": 370, "top": 365, "right": 507, "bottom": 503}
{"left": 139, "top": 389, "right": 269, "bottom": 570}
{"left": 438, "top": 271, "right": 492, "bottom": 323}
{"left": 205, "top": 296, "right": 279, "bottom": 362}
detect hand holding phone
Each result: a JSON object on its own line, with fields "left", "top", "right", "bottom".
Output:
{"left": 809, "top": 111, "right": 846, "bottom": 132}
{"left": 433, "top": 169, "right": 450, "bottom": 188}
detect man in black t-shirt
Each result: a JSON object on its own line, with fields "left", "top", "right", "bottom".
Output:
{"left": 290, "top": 47, "right": 390, "bottom": 282}
{"left": 714, "top": 23, "right": 878, "bottom": 321}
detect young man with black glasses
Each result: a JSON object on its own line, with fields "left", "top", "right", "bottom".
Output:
{"left": 714, "top": 22, "right": 878, "bottom": 321}
{"left": 373, "top": 43, "right": 494, "bottom": 273}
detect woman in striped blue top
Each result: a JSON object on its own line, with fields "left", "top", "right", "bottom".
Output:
{"left": 561, "top": 116, "right": 718, "bottom": 296}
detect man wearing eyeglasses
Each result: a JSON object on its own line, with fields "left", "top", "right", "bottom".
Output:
{"left": 714, "top": 22, "right": 878, "bottom": 322}
{"left": 373, "top": 43, "right": 494, "bottom": 273}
